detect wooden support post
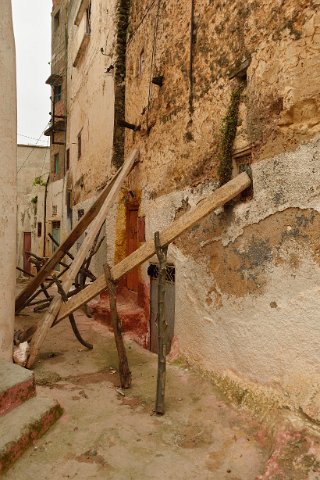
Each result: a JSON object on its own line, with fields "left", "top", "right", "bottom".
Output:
{"left": 104, "top": 264, "right": 132, "bottom": 389}
{"left": 154, "top": 232, "right": 168, "bottom": 415}
{"left": 25, "top": 151, "right": 138, "bottom": 368}
{"left": 52, "top": 275, "right": 93, "bottom": 351}
{"left": 15, "top": 163, "right": 125, "bottom": 313}
{"left": 57, "top": 172, "right": 251, "bottom": 323}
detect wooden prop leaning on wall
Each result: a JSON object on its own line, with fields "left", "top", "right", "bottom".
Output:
{"left": 57, "top": 171, "right": 252, "bottom": 324}
{"left": 104, "top": 264, "right": 132, "bottom": 389}
{"left": 26, "top": 149, "right": 139, "bottom": 368}
{"left": 15, "top": 163, "right": 124, "bottom": 313}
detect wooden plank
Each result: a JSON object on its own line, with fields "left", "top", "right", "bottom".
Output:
{"left": 26, "top": 150, "right": 138, "bottom": 368}
{"left": 57, "top": 172, "right": 251, "bottom": 323}
{"left": 16, "top": 164, "right": 125, "bottom": 313}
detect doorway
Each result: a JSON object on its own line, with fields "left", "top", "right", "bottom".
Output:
{"left": 23, "top": 232, "right": 32, "bottom": 275}
{"left": 148, "top": 263, "right": 175, "bottom": 354}
{"left": 126, "top": 202, "right": 139, "bottom": 292}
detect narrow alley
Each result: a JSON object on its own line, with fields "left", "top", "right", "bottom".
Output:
{"left": 3, "top": 301, "right": 269, "bottom": 479}
{"left": 1, "top": 0, "right": 320, "bottom": 478}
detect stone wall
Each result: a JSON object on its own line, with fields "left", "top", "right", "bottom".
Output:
{"left": 16, "top": 145, "right": 50, "bottom": 272}
{"left": 123, "top": 0, "right": 320, "bottom": 422}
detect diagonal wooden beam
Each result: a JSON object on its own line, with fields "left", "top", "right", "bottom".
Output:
{"left": 26, "top": 150, "right": 138, "bottom": 368}
{"left": 56, "top": 172, "right": 251, "bottom": 324}
{"left": 15, "top": 166, "right": 123, "bottom": 313}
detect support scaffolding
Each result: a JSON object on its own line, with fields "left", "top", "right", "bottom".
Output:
{"left": 14, "top": 168, "right": 251, "bottom": 413}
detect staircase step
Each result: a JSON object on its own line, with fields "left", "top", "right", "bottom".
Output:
{"left": 0, "top": 394, "right": 63, "bottom": 473}
{"left": 0, "top": 362, "right": 35, "bottom": 416}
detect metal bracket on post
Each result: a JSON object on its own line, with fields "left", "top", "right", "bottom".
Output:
{"left": 154, "top": 231, "right": 168, "bottom": 415}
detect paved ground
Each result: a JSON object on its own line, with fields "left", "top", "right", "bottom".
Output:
{"left": 4, "top": 304, "right": 270, "bottom": 480}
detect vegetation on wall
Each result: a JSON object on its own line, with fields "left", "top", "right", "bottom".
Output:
{"left": 33, "top": 176, "right": 46, "bottom": 187}
{"left": 218, "top": 82, "right": 245, "bottom": 186}
{"left": 112, "top": 0, "right": 131, "bottom": 169}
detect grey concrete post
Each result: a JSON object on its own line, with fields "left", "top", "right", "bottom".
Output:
{"left": 0, "top": 0, "right": 17, "bottom": 361}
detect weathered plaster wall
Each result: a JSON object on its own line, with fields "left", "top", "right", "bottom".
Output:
{"left": 0, "top": 0, "right": 16, "bottom": 361}
{"left": 46, "top": 178, "right": 64, "bottom": 256}
{"left": 16, "top": 145, "right": 50, "bottom": 273}
{"left": 136, "top": 137, "right": 320, "bottom": 423}
{"left": 66, "top": 0, "right": 117, "bottom": 205}
{"left": 48, "top": 0, "right": 68, "bottom": 183}
{"left": 123, "top": 0, "right": 320, "bottom": 422}
{"left": 125, "top": 0, "right": 320, "bottom": 195}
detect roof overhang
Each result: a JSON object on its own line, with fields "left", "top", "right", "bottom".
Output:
{"left": 45, "top": 73, "right": 63, "bottom": 86}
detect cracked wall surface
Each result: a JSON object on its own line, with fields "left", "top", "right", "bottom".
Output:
{"left": 122, "top": 0, "right": 320, "bottom": 423}
{"left": 66, "top": 0, "right": 117, "bottom": 205}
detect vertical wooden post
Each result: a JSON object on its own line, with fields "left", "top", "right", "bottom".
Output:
{"left": 154, "top": 232, "right": 168, "bottom": 415}
{"left": 104, "top": 264, "right": 132, "bottom": 389}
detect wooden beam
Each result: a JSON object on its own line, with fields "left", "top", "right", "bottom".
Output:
{"left": 26, "top": 150, "right": 138, "bottom": 368}
{"left": 57, "top": 171, "right": 251, "bottom": 323}
{"left": 16, "top": 163, "right": 128, "bottom": 313}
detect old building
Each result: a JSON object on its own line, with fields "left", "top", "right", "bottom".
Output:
{"left": 45, "top": 0, "right": 118, "bottom": 277}
{"left": 0, "top": 0, "right": 17, "bottom": 361}
{"left": 44, "top": 0, "right": 68, "bottom": 260}
{"left": 16, "top": 144, "right": 50, "bottom": 277}
{"left": 46, "top": 0, "right": 320, "bottom": 426}
{"left": 123, "top": 0, "right": 320, "bottom": 423}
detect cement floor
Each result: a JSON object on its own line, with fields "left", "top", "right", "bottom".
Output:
{"left": 5, "top": 308, "right": 270, "bottom": 480}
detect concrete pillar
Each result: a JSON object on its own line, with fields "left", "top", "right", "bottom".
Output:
{"left": 0, "top": 0, "right": 17, "bottom": 361}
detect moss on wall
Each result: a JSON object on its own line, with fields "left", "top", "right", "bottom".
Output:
{"left": 112, "top": 0, "right": 131, "bottom": 169}
{"left": 218, "top": 83, "right": 245, "bottom": 186}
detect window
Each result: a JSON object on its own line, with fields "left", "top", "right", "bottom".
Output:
{"left": 52, "top": 205, "right": 58, "bottom": 216}
{"left": 54, "top": 153, "right": 59, "bottom": 174}
{"left": 54, "top": 11, "right": 60, "bottom": 31}
{"left": 77, "top": 131, "right": 82, "bottom": 160}
{"left": 53, "top": 84, "right": 62, "bottom": 103}
{"left": 139, "top": 49, "right": 145, "bottom": 75}
{"left": 37, "top": 222, "right": 42, "bottom": 237}
{"left": 66, "top": 148, "right": 70, "bottom": 171}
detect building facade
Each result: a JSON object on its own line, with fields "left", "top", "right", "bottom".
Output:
{"left": 48, "top": 0, "right": 320, "bottom": 424}
{"left": 16, "top": 144, "right": 50, "bottom": 277}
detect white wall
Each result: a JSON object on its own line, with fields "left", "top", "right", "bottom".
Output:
{"left": 0, "top": 0, "right": 17, "bottom": 361}
{"left": 140, "top": 136, "right": 320, "bottom": 422}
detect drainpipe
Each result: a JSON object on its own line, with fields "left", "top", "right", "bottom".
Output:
{"left": 0, "top": 0, "right": 17, "bottom": 362}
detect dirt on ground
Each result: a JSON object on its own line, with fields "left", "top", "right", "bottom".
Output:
{"left": 4, "top": 298, "right": 272, "bottom": 480}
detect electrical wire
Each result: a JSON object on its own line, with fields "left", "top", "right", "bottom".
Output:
{"left": 18, "top": 133, "right": 48, "bottom": 143}
{"left": 17, "top": 126, "right": 50, "bottom": 173}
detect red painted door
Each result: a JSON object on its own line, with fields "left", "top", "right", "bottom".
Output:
{"left": 23, "top": 232, "right": 32, "bottom": 274}
{"left": 126, "top": 205, "right": 139, "bottom": 292}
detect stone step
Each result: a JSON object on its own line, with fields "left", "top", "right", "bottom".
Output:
{"left": 0, "top": 394, "right": 63, "bottom": 474}
{"left": 0, "top": 362, "right": 35, "bottom": 416}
